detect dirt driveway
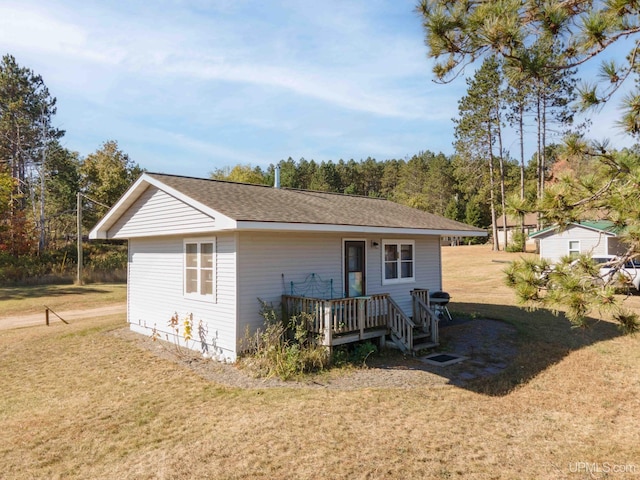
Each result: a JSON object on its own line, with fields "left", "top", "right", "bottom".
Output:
{"left": 0, "top": 304, "right": 126, "bottom": 331}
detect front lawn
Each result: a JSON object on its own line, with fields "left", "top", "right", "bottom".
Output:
{"left": 0, "top": 246, "right": 638, "bottom": 479}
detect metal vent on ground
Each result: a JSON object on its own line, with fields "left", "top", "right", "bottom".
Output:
{"left": 420, "top": 353, "right": 467, "bottom": 366}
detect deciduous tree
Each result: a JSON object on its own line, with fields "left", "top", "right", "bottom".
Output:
{"left": 80, "top": 141, "right": 142, "bottom": 229}
{"left": 211, "top": 164, "right": 267, "bottom": 185}
{"left": 45, "top": 143, "right": 80, "bottom": 244}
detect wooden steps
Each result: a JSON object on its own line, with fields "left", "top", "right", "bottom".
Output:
{"left": 388, "top": 325, "right": 439, "bottom": 353}
{"left": 412, "top": 329, "right": 438, "bottom": 352}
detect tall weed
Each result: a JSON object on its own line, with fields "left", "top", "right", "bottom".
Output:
{"left": 239, "top": 299, "right": 330, "bottom": 380}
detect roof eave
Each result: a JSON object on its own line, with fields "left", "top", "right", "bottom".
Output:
{"left": 235, "top": 221, "right": 487, "bottom": 236}
{"left": 529, "top": 222, "right": 618, "bottom": 239}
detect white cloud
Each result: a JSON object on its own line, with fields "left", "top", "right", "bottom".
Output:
{"left": 1, "top": 0, "right": 441, "bottom": 120}
{"left": 17, "top": 0, "right": 622, "bottom": 176}
{"left": 0, "top": 5, "right": 84, "bottom": 51}
{"left": 0, "top": 4, "right": 126, "bottom": 65}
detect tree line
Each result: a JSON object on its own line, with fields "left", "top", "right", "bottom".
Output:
{"left": 211, "top": 153, "right": 528, "bottom": 241}
{"left": 0, "top": 54, "right": 141, "bottom": 282}
{"left": 0, "top": 47, "right": 600, "bottom": 279}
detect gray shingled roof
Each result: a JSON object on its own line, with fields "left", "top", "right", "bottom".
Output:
{"left": 147, "top": 173, "right": 483, "bottom": 233}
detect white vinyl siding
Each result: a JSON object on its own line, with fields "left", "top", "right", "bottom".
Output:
{"left": 236, "top": 232, "right": 442, "bottom": 335}
{"left": 538, "top": 225, "right": 614, "bottom": 263}
{"left": 108, "top": 186, "right": 217, "bottom": 238}
{"left": 236, "top": 232, "right": 342, "bottom": 337}
{"left": 127, "top": 234, "right": 237, "bottom": 361}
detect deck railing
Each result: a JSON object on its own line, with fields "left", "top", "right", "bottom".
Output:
{"left": 411, "top": 288, "right": 431, "bottom": 312}
{"left": 282, "top": 289, "right": 439, "bottom": 351}
{"left": 282, "top": 294, "right": 390, "bottom": 347}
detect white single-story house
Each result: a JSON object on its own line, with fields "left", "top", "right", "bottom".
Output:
{"left": 529, "top": 220, "right": 625, "bottom": 264}
{"left": 493, "top": 213, "right": 539, "bottom": 250}
{"left": 89, "top": 173, "right": 486, "bottom": 361}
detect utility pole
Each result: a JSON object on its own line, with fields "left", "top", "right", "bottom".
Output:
{"left": 77, "top": 192, "right": 83, "bottom": 285}
{"left": 76, "top": 193, "right": 110, "bottom": 285}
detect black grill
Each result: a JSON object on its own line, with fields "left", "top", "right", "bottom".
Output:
{"left": 429, "top": 291, "right": 451, "bottom": 305}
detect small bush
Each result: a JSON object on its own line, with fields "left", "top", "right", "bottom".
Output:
{"left": 350, "top": 341, "right": 377, "bottom": 365}
{"left": 506, "top": 231, "right": 526, "bottom": 252}
{"left": 239, "top": 299, "right": 330, "bottom": 380}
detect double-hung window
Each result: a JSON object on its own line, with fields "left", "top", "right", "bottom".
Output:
{"left": 184, "top": 238, "right": 216, "bottom": 301}
{"left": 568, "top": 240, "right": 580, "bottom": 258}
{"left": 382, "top": 240, "right": 415, "bottom": 285}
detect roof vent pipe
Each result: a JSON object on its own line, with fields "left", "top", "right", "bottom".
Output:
{"left": 274, "top": 165, "right": 281, "bottom": 189}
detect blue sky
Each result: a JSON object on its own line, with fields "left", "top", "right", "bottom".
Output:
{"left": 1, "top": 0, "right": 635, "bottom": 178}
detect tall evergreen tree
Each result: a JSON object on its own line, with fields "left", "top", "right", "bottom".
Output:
{"left": 453, "top": 57, "right": 504, "bottom": 250}
{"left": 0, "top": 54, "right": 63, "bottom": 196}
{"left": 419, "top": 0, "right": 640, "bottom": 331}
{"left": 0, "top": 54, "right": 64, "bottom": 255}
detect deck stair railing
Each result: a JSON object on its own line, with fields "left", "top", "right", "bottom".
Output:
{"left": 386, "top": 295, "right": 416, "bottom": 353}
{"left": 410, "top": 289, "right": 439, "bottom": 348}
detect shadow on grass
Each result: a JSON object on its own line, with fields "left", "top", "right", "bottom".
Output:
{"left": 369, "top": 301, "right": 623, "bottom": 397}
{"left": 0, "top": 285, "right": 110, "bottom": 301}
{"left": 442, "top": 302, "right": 622, "bottom": 396}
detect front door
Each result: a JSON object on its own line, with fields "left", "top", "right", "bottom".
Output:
{"left": 344, "top": 241, "right": 366, "bottom": 297}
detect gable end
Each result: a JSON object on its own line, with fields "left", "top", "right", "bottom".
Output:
{"left": 107, "top": 186, "right": 218, "bottom": 238}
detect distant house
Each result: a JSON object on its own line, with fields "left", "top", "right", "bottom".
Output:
{"left": 89, "top": 173, "right": 485, "bottom": 361}
{"left": 493, "top": 213, "right": 539, "bottom": 250}
{"left": 529, "top": 220, "right": 625, "bottom": 263}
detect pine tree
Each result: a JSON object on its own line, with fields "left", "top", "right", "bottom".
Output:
{"left": 453, "top": 57, "right": 505, "bottom": 250}
{"left": 419, "top": 0, "right": 640, "bottom": 332}
{"left": 0, "top": 54, "right": 64, "bottom": 254}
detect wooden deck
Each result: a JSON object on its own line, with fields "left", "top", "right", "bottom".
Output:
{"left": 282, "top": 289, "right": 439, "bottom": 352}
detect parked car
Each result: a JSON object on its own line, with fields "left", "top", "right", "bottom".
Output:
{"left": 591, "top": 255, "right": 640, "bottom": 291}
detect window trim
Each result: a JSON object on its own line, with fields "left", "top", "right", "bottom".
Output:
{"left": 382, "top": 239, "right": 415, "bottom": 285}
{"left": 183, "top": 237, "right": 216, "bottom": 302}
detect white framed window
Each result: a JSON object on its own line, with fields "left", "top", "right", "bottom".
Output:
{"left": 382, "top": 240, "right": 415, "bottom": 285}
{"left": 184, "top": 238, "right": 216, "bottom": 301}
{"left": 568, "top": 240, "right": 580, "bottom": 258}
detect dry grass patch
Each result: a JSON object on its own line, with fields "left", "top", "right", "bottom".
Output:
{"left": 0, "top": 283, "right": 126, "bottom": 317}
{"left": 1, "top": 246, "right": 639, "bottom": 479}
